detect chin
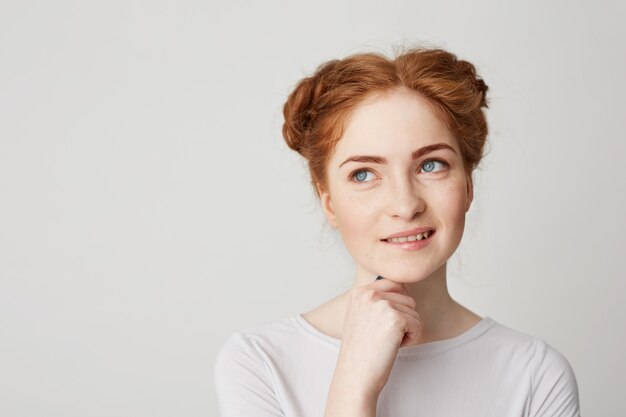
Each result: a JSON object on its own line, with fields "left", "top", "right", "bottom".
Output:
{"left": 365, "top": 262, "right": 443, "bottom": 284}
{"left": 388, "top": 271, "right": 434, "bottom": 283}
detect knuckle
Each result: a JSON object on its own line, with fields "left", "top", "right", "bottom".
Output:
{"left": 374, "top": 299, "right": 390, "bottom": 314}
{"left": 389, "top": 312, "right": 404, "bottom": 327}
{"left": 405, "top": 296, "right": 417, "bottom": 308}
{"left": 378, "top": 298, "right": 392, "bottom": 308}
{"left": 361, "top": 289, "right": 377, "bottom": 302}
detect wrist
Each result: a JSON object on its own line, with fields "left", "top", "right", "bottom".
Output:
{"left": 331, "top": 360, "right": 382, "bottom": 402}
{"left": 325, "top": 375, "right": 379, "bottom": 417}
{"left": 324, "top": 392, "right": 377, "bottom": 417}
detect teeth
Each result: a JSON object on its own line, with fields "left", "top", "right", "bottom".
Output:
{"left": 386, "top": 230, "right": 432, "bottom": 243}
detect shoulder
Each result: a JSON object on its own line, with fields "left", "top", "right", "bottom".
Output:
{"left": 527, "top": 337, "right": 581, "bottom": 416}
{"left": 486, "top": 319, "right": 581, "bottom": 417}
{"left": 486, "top": 319, "right": 579, "bottom": 377}
{"left": 214, "top": 316, "right": 297, "bottom": 370}
{"left": 213, "top": 318, "right": 297, "bottom": 417}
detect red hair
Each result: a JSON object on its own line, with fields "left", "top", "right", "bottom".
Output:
{"left": 282, "top": 46, "right": 489, "bottom": 199}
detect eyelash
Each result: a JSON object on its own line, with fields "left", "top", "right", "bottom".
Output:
{"left": 348, "top": 159, "right": 450, "bottom": 184}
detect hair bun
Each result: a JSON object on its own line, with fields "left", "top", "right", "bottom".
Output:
{"left": 282, "top": 60, "right": 340, "bottom": 156}
{"left": 282, "top": 77, "right": 314, "bottom": 154}
{"left": 474, "top": 78, "right": 489, "bottom": 108}
{"left": 455, "top": 59, "right": 489, "bottom": 108}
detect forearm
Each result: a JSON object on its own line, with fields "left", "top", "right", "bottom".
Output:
{"left": 324, "top": 373, "right": 378, "bottom": 417}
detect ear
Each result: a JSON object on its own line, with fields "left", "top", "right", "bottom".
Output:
{"left": 465, "top": 171, "right": 474, "bottom": 212}
{"left": 316, "top": 182, "right": 339, "bottom": 229}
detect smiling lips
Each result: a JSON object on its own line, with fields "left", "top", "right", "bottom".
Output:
{"left": 383, "top": 230, "right": 432, "bottom": 243}
{"left": 380, "top": 227, "right": 436, "bottom": 251}
{"left": 381, "top": 226, "right": 435, "bottom": 241}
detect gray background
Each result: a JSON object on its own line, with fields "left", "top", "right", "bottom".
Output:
{"left": 1, "top": 1, "right": 624, "bottom": 416}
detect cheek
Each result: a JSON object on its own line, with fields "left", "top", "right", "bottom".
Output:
{"left": 436, "top": 181, "right": 469, "bottom": 229}
{"left": 334, "top": 196, "right": 379, "bottom": 242}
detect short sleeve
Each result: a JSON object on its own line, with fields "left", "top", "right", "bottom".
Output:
{"left": 213, "top": 332, "right": 285, "bottom": 417}
{"left": 529, "top": 339, "right": 581, "bottom": 417}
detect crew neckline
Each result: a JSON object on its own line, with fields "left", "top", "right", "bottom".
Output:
{"left": 292, "top": 313, "right": 496, "bottom": 357}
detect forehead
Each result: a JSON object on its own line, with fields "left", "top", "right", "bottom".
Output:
{"left": 332, "top": 87, "right": 459, "bottom": 159}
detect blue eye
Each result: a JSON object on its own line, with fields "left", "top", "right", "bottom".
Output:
{"left": 420, "top": 159, "right": 448, "bottom": 173}
{"left": 350, "top": 169, "right": 376, "bottom": 183}
{"left": 349, "top": 159, "right": 448, "bottom": 184}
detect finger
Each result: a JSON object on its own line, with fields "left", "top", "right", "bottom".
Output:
{"left": 391, "top": 301, "right": 420, "bottom": 320}
{"left": 375, "top": 291, "right": 417, "bottom": 310}
{"left": 369, "top": 276, "right": 410, "bottom": 296}
{"left": 366, "top": 275, "right": 404, "bottom": 290}
{"left": 400, "top": 318, "right": 422, "bottom": 348}
{"left": 396, "top": 308, "right": 422, "bottom": 348}
{"left": 381, "top": 300, "right": 421, "bottom": 347}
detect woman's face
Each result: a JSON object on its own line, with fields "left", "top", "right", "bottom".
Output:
{"left": 317, "top": 87, "right": 473, "bottom": 284}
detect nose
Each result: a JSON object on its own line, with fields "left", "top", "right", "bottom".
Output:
{"left": 386, "top": 175, "right": 426, "bottom": 219}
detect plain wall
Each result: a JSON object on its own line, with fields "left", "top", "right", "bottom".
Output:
{"left": 1, "top": 1, "right": 624, "bottom": 416}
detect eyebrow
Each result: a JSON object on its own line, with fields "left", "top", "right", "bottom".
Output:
{"left": 338, "top": 143, "right": 457, "bottom": 168}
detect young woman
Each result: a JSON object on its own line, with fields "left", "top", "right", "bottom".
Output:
{"left": 214, "top": 46, "right": 581, "bottom": 417}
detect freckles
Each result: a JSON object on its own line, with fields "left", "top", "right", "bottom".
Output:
{"left": 343, "top": 196, "right": 376, "bottom": 218}
{"left": 441, "top": 178, "right": 468, "bottom": 199}
{"left": 336, "top": 198, "right": 378, "bottom": 248}
{"left": 432, "top": 186, "right": 464, "bottom": 205}
{"left": 432, "top": 181, "right": 468, "bottom": 220}
{"left": 336, "top": 207, "right": 365, "bottom": 235}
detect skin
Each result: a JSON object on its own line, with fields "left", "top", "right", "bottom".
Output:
{"left": 305, "top": 86, "right": 482, "bottom": 347}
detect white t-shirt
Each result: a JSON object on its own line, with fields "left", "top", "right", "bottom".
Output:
{"left": 214, "top": 314, "right": 581, "bottom": 417}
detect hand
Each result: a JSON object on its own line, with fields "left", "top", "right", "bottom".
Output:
{"left": 333, "top": 277, "right": 422, "bottom": 400}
